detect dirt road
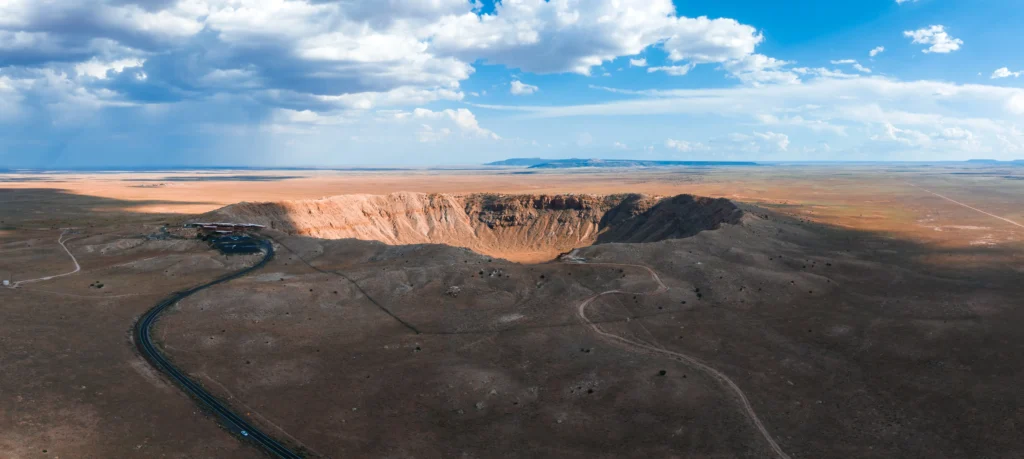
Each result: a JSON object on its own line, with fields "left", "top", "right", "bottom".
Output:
{"left": 9, "top": 229, "right": 81, "bottom": 288}
{"left": 909, "top": 183, "right": 1023, "bottom": 229}
{"left": 572, "top": 259, "right": 792, "bottom": 459}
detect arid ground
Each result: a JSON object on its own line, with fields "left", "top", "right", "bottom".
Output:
{"left": 2, "top": 164, "right": 1022, "bottom": 458}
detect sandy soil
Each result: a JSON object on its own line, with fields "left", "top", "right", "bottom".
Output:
{"left": 1, "top": 164, "right": 1022, "bottom": 458}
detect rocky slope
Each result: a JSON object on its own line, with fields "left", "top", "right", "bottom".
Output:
{"left": 205, "top": 192, "right": 742, "bottom": 262}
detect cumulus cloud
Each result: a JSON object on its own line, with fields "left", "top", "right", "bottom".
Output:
{"left": 612, "top": 141, "right": 629, "bottom": 149}
{"left": 510, "top": 80, "right": 539, "bottom": 95}
{"left": 0, "top": 0, "right": 783, "bottom": 126}
{"left": 869, "top": 46, "right": 885, "bottom": 57}
{"left": 74, "top": 57, "right": 145, "bottom": 79}
{"left": 992, "top": 67, "right": 1022, "bottom": 79}
{"left": 938, "top": 126, "right": 974, "bottom": 141}
{"left": 517, "top": 77, "right": 1024, "bottom": 123}
{"left": 647, "top": 64, "right": 695, "bottom": 76}
{"left": 1, "top": 0, "right": 1013, "bottom": 165}
{"left": 492, "top": 76, "right": 1024, "bottom": 157}
{"left": 904, "top": 25, "right": 963, "bottom": 54}
{"left": 709, "top": 131, "right": 789, "bottom": 154}
{"left": 871, "top": 122, "right": 931, "bottom": 146}
{"left": 793, "top": 67, "right": 860, "bottom": 79}
{"left": 412, "top": 108, "right": 500, "bottom": 140}
{"left": 0, "top": 0, "right": 479, "bottom": 116}
{"left": 665, "top": 138, "right": 706, "bottom": 152}
{"left": 756, "top": 114, "right": 847, "bottom": 136}
{"left": 416, "top": 124, "right": 452, "bottom": 143}
{"left": 1007, "top": 94, "right": 1024, "bottom": 115}
{"left": 831, "top": 59, "right": 871, "bottom": 73}
{"left": 722, "top": 54, "right": 800, "bottom": 85}
{"left": 752, "top": 131, "right": 790, "bottom": 151}
{"left": 429, "top": 1, "right": 764, "bottom": 76}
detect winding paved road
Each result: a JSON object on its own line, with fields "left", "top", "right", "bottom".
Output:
{"left": 134, "top": 240, "right": 303, "bottom": 458}
{"left": 571, "top": 259, "right": 792, "bottom": 459}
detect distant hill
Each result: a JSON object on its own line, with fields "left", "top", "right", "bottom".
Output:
{"left": 485, "top": 158, "right": 757, "bottom": 168}
{"left": 966, "top": 159, "right": 1000, "bottom": 163}
{"left": 484, "top": 158, "right": 551, "bottom": 166}
{"left": 527, "top": 158, "right": 758, "bottom": 169}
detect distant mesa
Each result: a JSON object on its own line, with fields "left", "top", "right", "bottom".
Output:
{"left": 485, "top": 158, "right": 551, "bottom": 167}
{"left": 206, "top": 192, "right": 743, "bottom": 263}
{"left": 485, "top": 158, "right": 758, "bottom": 168}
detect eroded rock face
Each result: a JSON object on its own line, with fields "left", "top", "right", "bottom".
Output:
{"left": 205, "top": 192, "right": 742, "bottom": 263}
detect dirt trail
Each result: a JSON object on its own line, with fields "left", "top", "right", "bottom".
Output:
{"left": 571, "top": 259, "right": 792, "bottom": 459}
{"left": 9, "top": 229, "right": 81, "bottom": 288}
{"left": 909, "top": 183, "right": 1024, "bottom": 229}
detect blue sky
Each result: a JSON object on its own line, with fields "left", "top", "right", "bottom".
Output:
{"left": 1, "top": 0, "right": 1023, "bottom": 168}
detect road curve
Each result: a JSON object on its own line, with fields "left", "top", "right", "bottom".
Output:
{"left": 572, "top": 260, "right": 792, "bottom": 459}
{"left": 134, "top": 240, "right": 303, "bottom": 459}
{"left": 10, "top": 228, "right": 81, "bottom": 288}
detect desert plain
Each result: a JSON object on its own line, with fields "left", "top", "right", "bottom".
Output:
{"left": 1, "top": 163, "right": 1023, "bottom": 458}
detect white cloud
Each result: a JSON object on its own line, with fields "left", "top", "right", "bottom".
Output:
{"left": 0, "top": 0, "right": 481, "bottom": 116}
{"left": 904, "top": 25, "right": 963, "bottom": 54}
{"left": 510, "top": 77, "right": 1024, "bottom": 124}
{"left": 416, "top": 124, "right": 452, "bottom": 143}
{"left": 266, "top": 87, "right": 465, "bottom": 111}
{"left": 752, "top": 131, "right": 790, "bottom": 151}
{"left": 755, "top": 114, "right": 847, "bottom": 135}
{"left": 412, "top": 108, "right": 500, "bottom": 140}
{"left": 429, "top": 0, "right": 766, "bottom": 76}
{"left": 0, "top": 76, "right": 24, "bottom": 121}
{"left": 711, "top": 131, "right": 789, "bottom": 154}
{"left": 793, "top": 67, "right": 860, "bottom": 79}
{"left": 895, "top": 0, "right": 918, "bottom": 4}
{"left": 272, "top": 109, "right": 354, "bottom": 127}
{"left": 647, "top": 64, "right": 695, "bottom": 76}
{"left": 869, "top": 46, "right": 885, "bottom": 57}
{"left": 871, "top": 122, "right": 931, "bottom": 146}
{"left": 722, "top": 54, "right": 800, "bottom": 85}
{"left": 1008, "top": 94, "right": 1024, "bottom": 115}
{"left": 992, "top": 67, "right": 1022, "bottom": 79}
{"left": 74, "top": 58, "right": 145, "bottom": 79}
{"left": 0, "top": 0, "right": 786, "bottom": 130}
{"left": 486, "top": 76, "right": 1024, "bottom": 158}
{"left": 939, "top": 126, "right": 974, "bottom": 140}
{"left": 510, "top": 80, "right": 539, "bottom": 95}
{"left": 259, "top": 105, "right": 501, "bottom": 147}
{"left": 613, "top": 141, "right": 629, "bottom": 149}
{"left": 665, "top": 138, "right": 706, "bottom": 152}
{"left": 1, "top": 0, "right": 1013, "bottom": 164}
{"left": 831, "top": 59, "right": 872, "bottom": 73}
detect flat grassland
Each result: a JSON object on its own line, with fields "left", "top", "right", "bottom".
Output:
{"left": 1, "top": 164, "right": 1021, "bottom": 458}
